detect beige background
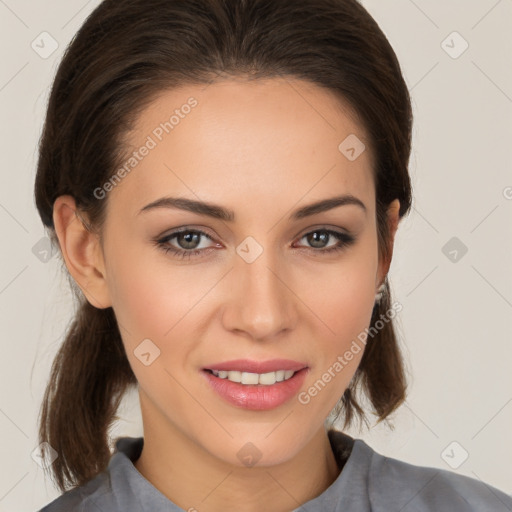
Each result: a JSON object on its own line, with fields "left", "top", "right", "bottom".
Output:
{"left": 0, "top": 0, "right": 511, "bottom": 510}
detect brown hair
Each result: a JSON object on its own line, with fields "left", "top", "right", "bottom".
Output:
{"left": 34, "top": 0, "right": 413, "bottom": 493}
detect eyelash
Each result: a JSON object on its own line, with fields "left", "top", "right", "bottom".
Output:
{"left": 154, "top": 227, "right": 356, "bottom": 260}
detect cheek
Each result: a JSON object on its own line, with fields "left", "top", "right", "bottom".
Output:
{"left": 105, "top": 248, "right": 204, "bottom": 400}
{"left": 307, "top": 272, "right": 375, "bottom": 334}
{"left": 297, "top": 285, "right": 374, "bottom": 419}
{"left": 105, "top": 236, "right": 201, "bottom": 335}
{"left": 305, "top": 238, "right": 378, "bottom": 340}
{"left": 104, "top": 241, "right": 224, "bottom": 395}
{"left": 298, "top": 235, "right": 379, "bottom": 398}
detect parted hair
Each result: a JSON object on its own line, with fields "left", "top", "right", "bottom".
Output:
{"left": 34, "top": 0, "right": 413, "bottom": 493}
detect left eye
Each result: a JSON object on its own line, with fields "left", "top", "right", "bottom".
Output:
{"left": 155, "top": 228, "right": 355, "bottom": 260}
{"left": 155, "top": 229, "right": 217, "bottom": 259}
{"left": 297, "top": 229, "right": 354, "bottom": 251}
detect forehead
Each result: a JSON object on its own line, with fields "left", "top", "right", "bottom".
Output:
{"left": 110, "top": 77, "right": 375, "bottom": 219}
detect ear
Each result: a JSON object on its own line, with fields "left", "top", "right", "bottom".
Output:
{"left": 52, "top": 195, "right": 112, "bottom": 309}
{"left": 376, "top": 198, "right": 400, "bottom": 287}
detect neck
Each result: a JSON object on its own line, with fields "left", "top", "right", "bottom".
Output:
{"left": 134, "top": 422, "right": 341, "bottom": 512}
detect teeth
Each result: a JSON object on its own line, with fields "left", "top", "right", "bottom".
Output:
{"left": 241, "top": 372, "right": 259, "bottom": 384}
{"left": 210, "top": 369, "right": 296, "bottom": 385}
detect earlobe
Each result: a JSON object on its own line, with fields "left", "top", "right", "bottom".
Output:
{"left": 52, "top": 195, "right": 112, "bottom": 309}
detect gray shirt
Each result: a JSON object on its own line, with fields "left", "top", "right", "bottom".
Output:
{"left": 38, "top": 429, "right": 512, "bottom": 511}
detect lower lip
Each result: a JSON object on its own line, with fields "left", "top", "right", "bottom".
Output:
{"left": 202, "top": 368, "right": 309, "bottom": 411}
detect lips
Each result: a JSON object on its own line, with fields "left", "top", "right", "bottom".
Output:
{"left": 201, "top": 366, "right": 309, "bottom": 411}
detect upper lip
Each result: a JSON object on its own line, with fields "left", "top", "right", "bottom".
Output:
{"left": 204, "top": 359, "right": 308, "bottom": 374}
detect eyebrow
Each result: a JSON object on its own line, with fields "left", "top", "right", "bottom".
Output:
{"left": 138, "top": 194, "right": 366, "bottom": 221}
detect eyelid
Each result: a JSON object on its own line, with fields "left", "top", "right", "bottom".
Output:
{"left": 157, "top": 225, "right": 218, "bottom": 241}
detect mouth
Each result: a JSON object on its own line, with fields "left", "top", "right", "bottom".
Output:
{"left": 201, "top": 359, "right": 309, "bottom": 410}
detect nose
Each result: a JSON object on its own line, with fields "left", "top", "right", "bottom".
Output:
{"left": 221, "top": 246, "right": 297, "bottom": 341}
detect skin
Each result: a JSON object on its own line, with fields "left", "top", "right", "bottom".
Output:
{"left": 53, "top": 77, "right": 400, "bottom": 512}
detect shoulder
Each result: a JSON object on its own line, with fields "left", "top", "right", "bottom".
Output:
{"left": 360, "top": 440, "right": 512, "bottom": 511}
{"left": 36, "top": 464, "right": 114, "bottom": 511}
{"left": 37, "top": 437, "right": 146, "bottom": 511}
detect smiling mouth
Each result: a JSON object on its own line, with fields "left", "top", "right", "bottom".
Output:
{"left": 204, "top": 369, "right": 296, "bottom": 385}
{"left": 202, "top": 364, "right": 309, "bottom": 410}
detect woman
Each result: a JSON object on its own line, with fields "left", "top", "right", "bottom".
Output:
{"left": 34, "top": 0, "right": 512, "bottom": 510}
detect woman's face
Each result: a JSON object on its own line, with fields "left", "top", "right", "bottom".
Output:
{"left": 98, "top": 77, "right": 395, "bottom": 466}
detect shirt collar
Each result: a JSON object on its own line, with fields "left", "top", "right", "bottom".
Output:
{"left": 107, "top": 429, "right": 373, "bottom": 512}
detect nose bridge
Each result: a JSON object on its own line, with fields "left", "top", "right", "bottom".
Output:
{"left": 227, "top": 236, "right": 294, "bottom": 338}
